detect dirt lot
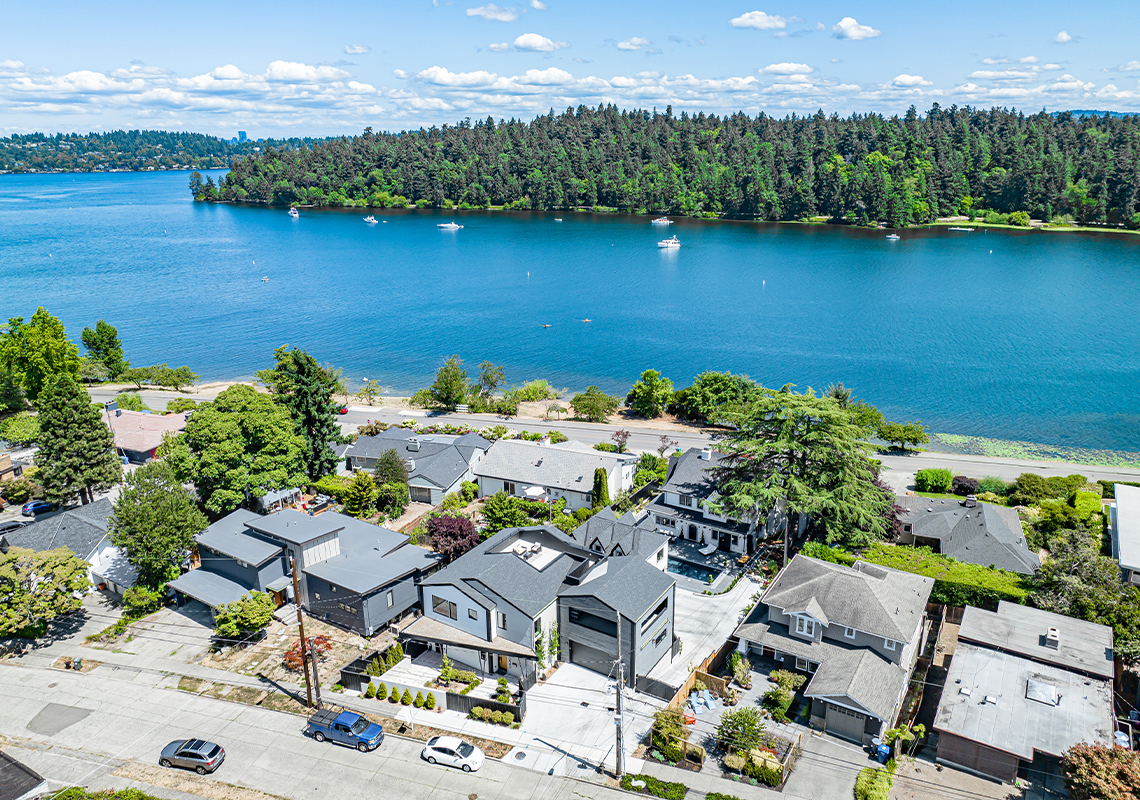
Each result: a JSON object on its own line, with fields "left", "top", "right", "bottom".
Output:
{"left": 890, "top": 755, "right": 1021, "bottom": 800}
{"left": 201, "top": 615, "right": 393, "bottom": 689}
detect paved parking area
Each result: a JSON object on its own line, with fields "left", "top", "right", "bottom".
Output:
{"left": 87, "top": 604, "right": 217, "bottom": 665}
{"left": 889, "top": 753, "right": 1022, "bottom": 800}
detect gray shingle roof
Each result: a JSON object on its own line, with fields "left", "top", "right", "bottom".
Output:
{"left": 195, "top": 509, "right": 282, "bottom": 566}
{"left": 474, "top": 439, "right": 634, "bottom": 492}
{"left": 0, "top": 750, "right": 48, "bottom": 800}
{"left": 661, "top": 447, "right": 723, "bottom": 497}
{"left": 896, "top": 496, "right": 1041, "bottom": 574}
{"left": 761, "top": 555, "right": 933, "bottom": 643}
{"left": 565, "top": 507, "right": 669, "bottom": 558}
{"left": 558, "top": 556, "right": 675, "bottom": 620}
{"left": 958, "top": 601, "right": 1114, "bottom": 680}
{"left": 344, "top": 429, "right": 489, "bottom": 490}
{"left": 5, "top": 499, "right": 112, "bottom": 560}
{"left": 245, "top": 509, "right": 344, "bottom": 545}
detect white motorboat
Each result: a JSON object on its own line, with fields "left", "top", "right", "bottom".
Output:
{"left": 651, "top": 217, "right": 672, "bottom": 225}
{"left": 261, "top": 276, "right": 270, "bottom": 282}
{"left": 288, "top": 207, "right": 299, "bottom": 218}
{"left": 657, "top": 235, "right": 681, "bottom": 248}
{"left": 437, "top": 222, "right": 463, "bottom": 230}
{"left": 885, "top": 234, "right": 901, "bottom": 240}
{"left": 363, "top": 215, "right": 378, "bottom": 224}
{"left": 554, "top": 218, "right": 563, "bottom": 222}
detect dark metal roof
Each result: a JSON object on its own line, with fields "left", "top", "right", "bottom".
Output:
{"left": 168, "top": 568, "right": 251, "bottom": 609}
{"left": 245, "top": 509, "right": 344, "bottom": 545}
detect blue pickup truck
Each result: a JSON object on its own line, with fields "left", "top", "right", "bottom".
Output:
{"left": 305, "top": 708, "right": 385, "bottom": 752}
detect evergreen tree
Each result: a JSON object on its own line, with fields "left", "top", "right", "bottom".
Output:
{"left": 80, "top": 320, "right": 128, "bottom": 379}
{"left": 108, "top": 460, "right": 207, "bottom": 588}
{"left": 257, "top": 346, "right": 342, "bottom": 480}
{"left": 373, "top": 449, "right": 410, "bottom": 486}
{"left": 35, "top": 373, "right": 121, "bottom": 504}
{"left": 428, "top": 355, "right": 470, "bottom": 410}
{"left": 592, "top": 468, "right": 610, "bottom": 509}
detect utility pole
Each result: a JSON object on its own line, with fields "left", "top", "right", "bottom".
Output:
{"left": 614, "top": 612, "right": 625, "bottom": 777}
{"left": 311, "top": 637, "right": 323, "bottom": 709}
{"left": 291, "top": 557, "right": 313, "bottom": 709}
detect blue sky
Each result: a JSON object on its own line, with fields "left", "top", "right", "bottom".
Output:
{"left": 2, "top": 0, "right": 1138, "bottom": 136}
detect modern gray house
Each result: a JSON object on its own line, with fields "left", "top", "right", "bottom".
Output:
{"left": 895, "top": 496, "right": 1040, "bottom": 575}
{"left": 1110, "top": 483, "right": 1140, "bottom": 586}
{"left": 402, "top": 511, "right": 674, "bottom": 682}
{"left": 170, "top": 509, "right": 440, "bottom": 636}
{"left": 733, "top": 554, "right": 933, "bottom": 745}
{"left": 339, "top": 429, "right": 491, "bottom": 505}
{"left": 934, "top": 602, "right": 1114, "bottom": 782}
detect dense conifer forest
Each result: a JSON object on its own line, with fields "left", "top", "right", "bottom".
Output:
{"left": 195, "top": 104, "right": 1140, "bottom": 228}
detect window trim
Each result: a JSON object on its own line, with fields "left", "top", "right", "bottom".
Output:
{"left": 844, "top": 626, "right": 856, "bottom": 639}
{"left": 432, "top": 595, "right": 457, "bottom": 620}
{"left": 884, "top": 638, "right": 896, "bottom": 651}
{"left": 468, "top": 608, "right": 478, "bottom": 620}
{"left": 795, "top": 616, "right": 815, "bottom": 637}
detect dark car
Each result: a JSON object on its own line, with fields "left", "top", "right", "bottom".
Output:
{"left": 159, "top": 739, "right": 225, "bottom": 774}
{"left": 21, "top": 500, "right": 58, "bottom": 517}
{"left": 0, "top": 520, "right": 29, "bottom": 534}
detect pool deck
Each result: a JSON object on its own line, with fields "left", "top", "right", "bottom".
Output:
{"left": 667, "top": 539, "right": 745, "bottom": 593}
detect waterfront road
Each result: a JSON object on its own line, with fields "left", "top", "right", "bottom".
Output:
{"left": 86, "top": 387, "right": 1140, "bottom": 489}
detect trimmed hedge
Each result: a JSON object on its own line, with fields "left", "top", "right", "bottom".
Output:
{"left": 620, "top": 774, "right": 688, "bottom": 800}
{"left": 854, "top": 760, "right": 896, "bottom": 800}
{"left": 1072, "top": 491, "right": 1101, "bottom": 521}
{"left": 914, "top": 468, "right": 952, "bottom": 493}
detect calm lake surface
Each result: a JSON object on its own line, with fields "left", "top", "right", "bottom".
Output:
{"left": 3, "top": 170, "right": 1140, "bottom": 451}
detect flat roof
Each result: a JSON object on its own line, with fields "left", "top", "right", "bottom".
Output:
{"left": 959, "top": 602, "right": 1114, "bottom": 680}
{"left": 934, "top": 642, "right": 1113, "bottom": 761}
{"left": 1115, "top": 484, "right": 1140, "bottom": 571}
{"left": 169, "top": 568, "right": 251, "bottom": 609}
{"left": 245, "top": 509, "right": 344, "bottom": 545}
{"left": 196, "top": 509, "right": 283, "bottom": 566}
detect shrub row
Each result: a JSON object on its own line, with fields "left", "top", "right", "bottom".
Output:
{"left": 854, "top": 760, "right": 896, "bottom": 800}
{"left": 620, "top": 774, "right": 688, "bottom": 800}
{"left": 469, "top": 707, "right": 515, "bottom": 725}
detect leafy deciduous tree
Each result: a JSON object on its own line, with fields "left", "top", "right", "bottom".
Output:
{"left": 80, "top": 320, "right": 128, "bottom": 379}
{"left": 570, "top": 386, "right": 620, "bottom": 423}
{"left": 427, "top": 512, "right": 479, "bottom": 562}
{"left": 626, "top": 369, "right": 673, "bottom": 418}
{"left": 214, "top": 591, "right": 277, "bottom": 639}
{"left": 0, "top": 546, "right": 91, "bottom": 635}
{"left": 0, "top": 308, "right": 81, "bottom": 403}
{"left": 429, "top": 355, "right": 471, "bottom": 410}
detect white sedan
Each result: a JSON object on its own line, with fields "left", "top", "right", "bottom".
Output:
{"left": 421, "top": 736, "right": 485, "bottom": 772}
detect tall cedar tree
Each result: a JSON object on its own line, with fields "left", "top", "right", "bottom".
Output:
{"left": 80, "top": 320, "right": 128, "bottom": 379}
{"left": 0, "top": 546, "right": 91, "bottom": 634}
{"left": 0, "top": 307, "right": 81, "bottom": 403}
{"left": 35, "top": 373, "right": 121, "bottom": 504}
{"left": 109, "top": 460, "right": 208, "bottom": 588}
{"left": 164, "top": 384, "right": 305, "bottom": 513}
{"left": 258, "top": 347, "right": 342, "bottom": 480}
{"left": 712, "top": 388, "right": 894, "bottom": 547}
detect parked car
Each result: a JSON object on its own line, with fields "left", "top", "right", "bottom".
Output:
{"left": 305, "top": 708, "right": 384, "bottom": 752}
{"left": 421, "top": 736, "right": 484, "bottom": 772}
{"left": 21, "top": 500, "right": 58, "bottom": 517}
{"left": 338, "top": 406, "right": 348, "bottom": 415}
{"left": 159, "top": 739, "right": 225, "bottom": 774}
{"left": 0, "top": 520, "right": 29, "bottom": 534}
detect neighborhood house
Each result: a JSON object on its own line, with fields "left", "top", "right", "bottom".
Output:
{"left": 103, "top": 406, "right": 188, "bottom": 463}
{"left": 895, "top": 495, "right": 1041, "bottom": 575}
{"left": 1110, "top": 483, "right": 1140, "bottom": 585}
{"left": 339, "top": 428, "right": 491, "bottom": 505}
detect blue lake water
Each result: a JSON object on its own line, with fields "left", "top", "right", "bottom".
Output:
{"left": 3, "top": 170, "right": 1140, "bottom": 451}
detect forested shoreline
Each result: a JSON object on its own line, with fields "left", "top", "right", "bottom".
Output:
{"left": 193, "top": 105, "right": 1140, "bottom": 229}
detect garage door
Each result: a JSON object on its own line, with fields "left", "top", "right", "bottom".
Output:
{"left": 825, "top": 703, "right": 866, "bottom": 743}
{"left": 569, "top": 641, "right": 614, "bottom": 675}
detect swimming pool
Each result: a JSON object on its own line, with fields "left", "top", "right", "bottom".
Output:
{"left": 667, "top": 556, "right": 720, "bottom": 583}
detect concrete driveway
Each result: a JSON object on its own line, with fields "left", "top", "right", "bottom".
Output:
{"left": 88, "top": 604, "right": 217, "bottom": 665}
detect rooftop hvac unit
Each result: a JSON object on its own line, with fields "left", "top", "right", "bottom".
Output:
{"left": 1045, "top": 627, "right": 1061, "bottom": 650}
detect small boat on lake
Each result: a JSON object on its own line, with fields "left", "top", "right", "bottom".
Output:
{"left": 886, "top": 234, "right": 901, "bottom": 240}
{"left": 261, "top": 276, "right": 270, "bottom": 282}
{"left": 554, "top": 218, "right": 563, "bottom": 222}
{"left": 658, "top": 235, "right": 681, "bottom": 248}
{"left": 948, "top": 226, "right": 974, "bottom": 232}
{"left": 651, "top": 217, "right": 672, "bottom": 225}
{"left": 364, "top": 215, "right": 377, "bottom": 224}
{"left": 437, "top": 222, "right": 463, "bottom": 230}
{"left": 288, "top": 208, "right": 299, "bottom": 218}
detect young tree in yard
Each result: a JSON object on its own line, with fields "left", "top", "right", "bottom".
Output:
{"left": 80, "top": 320, "right": 128, "bottom": 380}
{"left": 213, "top": 591, "right": 276, "bottom": 639}
{"left": 717, "top": 706, "right": 766, "bottom": 753}
{"left": 712, "top": 388, "right": 895, "bottom": 547}
{"left": 109, "top": 460, "right": 207, "bottom": 588}
{"left": 570, "top": 386, "right": 620, "bottom": 423}
{"left": 592, "top": 468, "right": 610, "bottom": 510}
{"left": 375, "top": 481, "right": 410, "bottom": 518}
{"left": 427, "top": 512, "right": 479, "bottom": 562}
{"left": 163, "top": 384, "right": 305, "bottom": 514}
{"left": 257, "top": 347, "right": 342, "bottom": 480}
{"left": 35, "top": 373, "right": 121, "bottom": 505}
{"left": 355, "top": 379, "right": 383, "bottom": 406}
{"left": 626, "top": 369, "right": 673, "bottom": 418}
{"left": 657, "top": 435, "right": 679, "bottom": 458}
{"left": 611, "top": 429, "right": 631, "bottom": 453}
{"left": 478, "top": 361, "right": 505, "bottom": 397}
{"left": 373, "top": 449, "right": 410, "bottom": 486}
{"left": 0, "top": 546, "right": 91, "bottom": 635}
{"left": 1062, "top": 743, "right": 1140, "bottom": 800}
{"left": 877, "top": 420, "right": 929, "bottom": 450}
{"left": 479, "top": 491, "right": 531, "bottom": 535}
{"left": 429, "top": 355, "right": 470, "bottom": 410}
{"left": 0, "top": 307, "right": 81, "bottom": 403}
{"left": 342, "top": 470, "right": 376, "bottom": 518}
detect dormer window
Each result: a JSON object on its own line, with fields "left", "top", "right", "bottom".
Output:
{"left": 679, "top": 495, "right": 693, "bottom": 507}
{"left": 884, "top": 638, "right": 896, "bottom": 651}
{"left": 795, "top": 616, "right": 815, "bottom": 637}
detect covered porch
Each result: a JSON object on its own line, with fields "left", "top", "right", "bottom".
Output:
{"left": 400, "top": 614, "right": 538, "bottom": 680}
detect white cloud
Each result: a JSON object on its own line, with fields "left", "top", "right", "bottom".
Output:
{"left": 730, "top": 11, "right": 787, "bottom": 30}
{"left": 1042, "top": 63, "right": 1062, "bottom": 70}
{"left": 511, "top": 67, "right": 574, "bottom": 85}
{"left": 832, "top": 17, "right": 880, "bottom": 41}
{"left": 265, "top": 61, "right": 352, "bottom": 82}
{"left": 762, "top": 62, "right": 813, "bottom": 75}
{"left": 344, "top": 44, "right": 371, "bottom": 55}
{"left": 892, "top": 74, "right": 932, "bottom": 87}
{"left": 467, "top": 4, "right": 520, "bottom": 21}
{"left": 982, "top": 57, "right": 1011, "bottom": 65}
{"left": 618, "top": 37, "right": 651, "bottom": 51}
{"left": 968, "top": 68, "right": 1036, "bottom": 80}
{"left": 530, "top": 0, "right": 546, "bottom": 7}
{"left": 488, "top": 42, "right": 510, "bottom": 52}
{"left": 513, "top": 33, "right": 568, "bottom": 51}
{"left": 210, "top": 64, "right": 245, "bottom": 80}
{"left": 417, "top": 66, "right": 498, "bottom": 87}
{"left": 1054, "top": 31, "right": 1072, "bottom": 43}
{"left": 1114, "top": 61, "right": 1140, "bottom": 72}
{"left": 1043, "top": 74, "right": 1094, "bottom": 92}
{"left": 1019, "top": 55, "right": 1038, "bottom": 63}
{"left": 0, "top": 59, "right": 26, "bottom": 71}
{"left": 393, "top": 69, "right": 410, "bottom": 79}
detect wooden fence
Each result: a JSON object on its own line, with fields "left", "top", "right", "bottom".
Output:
{"left": 668, "top": 639, "right": 739, "bottom": 708}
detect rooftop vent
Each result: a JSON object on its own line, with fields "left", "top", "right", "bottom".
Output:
{"left": 959, "top": 687, "right": 972, "bottom": 696}
{"left": 406, "top": 458, "right": 415, "bottom": 471}
{"left": 408, "top": 439, "right": 420, "bottom": 451}
{"left": 1045, "top": 627, "right": 1061, "bottom": 650}
{"left": 699, "top": 448, "right": 712, "bottom": 460}
{"left": 984, "top": 695, "right": 998, "bottom": 705}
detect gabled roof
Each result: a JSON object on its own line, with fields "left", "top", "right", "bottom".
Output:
{"left": 558, "top": 556, "right": 675, "bottom": 621}
{"left": 105, "top": 408, "right": 187, "bottom": 453}
{"left": 762, "top": 555, "right": 933, "bottom": 643}
{"left": 896, "top": 496, "right": 1040, "bottom": 574}
{"left": 661, "top": 447, "right": 723, "bottom": 497}
{"left": 195, "top": 508, "right": 282, "bottom": 566}
{"left": 1114, "top": 484, "right": 1140, "bottom": 571}
{"left": 5, "top": 499, "right": 112, "bottom": 560}
{"left": 564, "top": 507, "right": 668, "bottom": 559}
{"left": 474, "top": 439, "right": 634, "bottom": 492}
{"left": 245, "top": 509, "right": 344, "bottom": 545}
{"left": 303, "top": 516, "right": 439, "bottom": 594}
{"left": 344, "top": 429, "right": 490, "bottom": 491}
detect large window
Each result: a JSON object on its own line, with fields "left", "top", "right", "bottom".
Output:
{"left": 678, "top": 495, "right": 693, "bottom": 507}
{"left": 386, "top": 591, "right": 394, "bottom": 609}
{"left": 432, "top": 595, "right": 457, "bottom": 620}
{"left": 795, "top": 616, "right": 815, "bottom": 637}
{"left": 569, "top": 608, "right": 617, "bottom": 637}
{"left": 641, "top": 597, "right": 669, "bottom": 633}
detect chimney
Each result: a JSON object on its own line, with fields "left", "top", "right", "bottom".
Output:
{"left": 1045, "top": 627, "right": 1060, "bottom": 650}
{"left": 406, "top": 458, "right": 415, "bottom": 471}
{"left": 699, "top": 447, "right": 712, "bottom": 461}
{"left": 408, "top": 438, "right": 420, "bottom": 451}
{"left": 115, "top": 408, "right": 122, "bottom": 417}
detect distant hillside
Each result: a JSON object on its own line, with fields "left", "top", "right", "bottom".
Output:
{"left": 0, "top": 130, "right": 329, "bottom": 174}
{"left": 1059, "top": 110, "right": 1136, "bottom": 119}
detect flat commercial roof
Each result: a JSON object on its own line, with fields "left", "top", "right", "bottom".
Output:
{"left": 959, "top": 602, "right": 1114, "bottom": 680}
{"left": 934, "top": 642, "right": 1113, "bottom": 761}
{"left": 1115, "top": 484, "right": 1140, "bottom": 571}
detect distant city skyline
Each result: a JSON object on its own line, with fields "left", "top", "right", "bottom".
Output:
{"left": 2, "top": 0, "right": 1138, "bottom": 137}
